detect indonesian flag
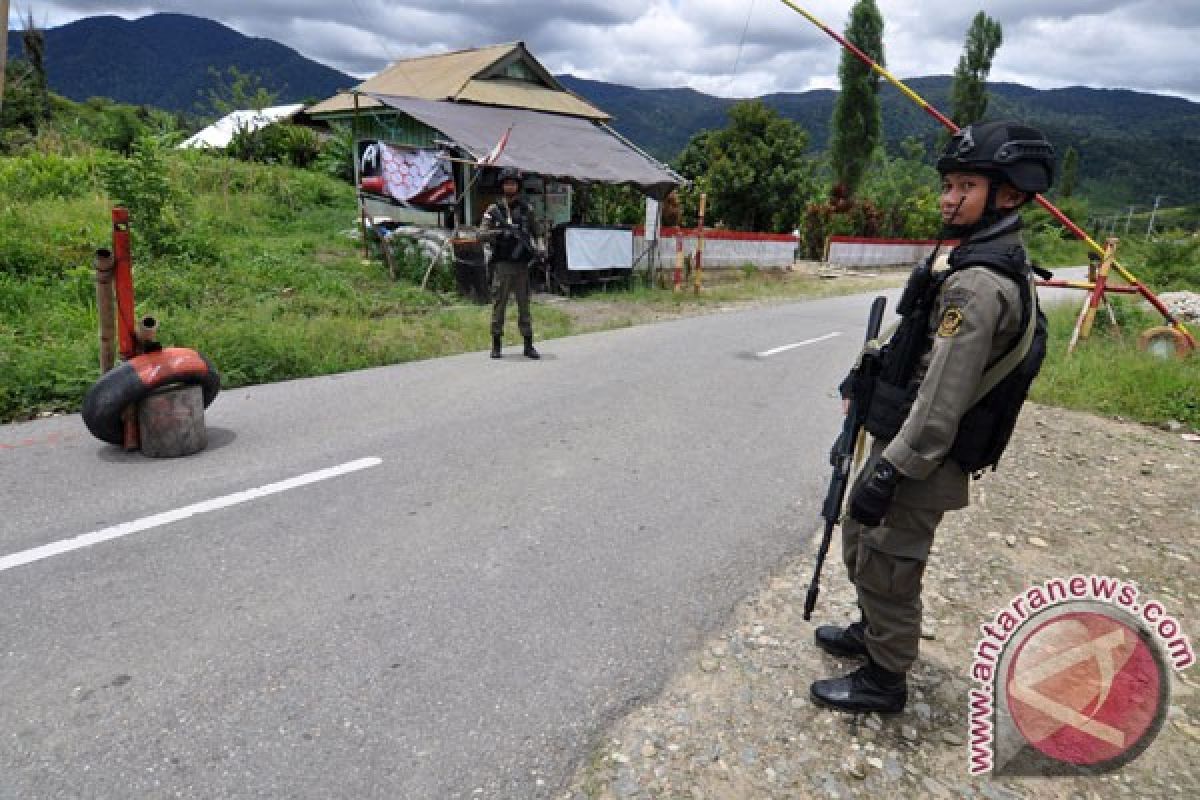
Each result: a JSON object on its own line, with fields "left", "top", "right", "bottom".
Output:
{"left": 477, "top": 124, "right": 513, "bottom": 167}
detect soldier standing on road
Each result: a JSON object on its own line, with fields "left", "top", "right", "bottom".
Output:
{"left": 811, "top": 121, "right": 1057, "bottom": 713}
{"left": 482, "top": 167, "right": 541, "bottom": 360}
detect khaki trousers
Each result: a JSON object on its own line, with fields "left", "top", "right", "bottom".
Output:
{"left": 491, "top": 260, "right": 532, "bottom": 339}
{"left": 841, "top": 502, "right": 943, "bottom": 674}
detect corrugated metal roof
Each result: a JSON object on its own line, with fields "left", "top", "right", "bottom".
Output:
{"left": 178, "top": 104, "right": 305, "bottom": 149}
{"left": 306, "top": 92, "right": 379, "bottom": 115}
{"left": 456, "top": 78, "right": 607, "bottom": 119}
{"left": 365, "top": 94, "right": 679, "bottom": 193}
{"left": 306, "top": 42, "right": 608, "bottom": 120}
{"left": 361, "top": 43, "right": 516, "bottom": 100}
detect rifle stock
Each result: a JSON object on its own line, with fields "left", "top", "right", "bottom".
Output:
{"left": 804, "top": 295, "right": 887, "bottom": 620}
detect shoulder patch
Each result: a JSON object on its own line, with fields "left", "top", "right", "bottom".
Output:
{"left": 937, "top": 307, "right": 965, "bottom": 337}
{"left": 940, "top": 287, "right": 973, "bottom": 307}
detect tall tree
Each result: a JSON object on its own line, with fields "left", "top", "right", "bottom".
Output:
{"left": 1059, "top": 145, "right": 1079, "bottom": 198}
{"left": 202, "top": 66, "right": 278, "bottom": 117}
{"left": 829, "top": 0, "right": 885, "bottom": 202}
{"left": 950, "top": 12, "right": 1003, "bottom": 126}
{"left": 678, "top": 100, "right": 818, "bottom": 233}
{"left": 0, "top": 0, "right": 10, "bottom": 116}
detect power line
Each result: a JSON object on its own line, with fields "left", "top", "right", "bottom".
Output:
{"left": 727, "top": 0, "right": 757, "bottom": 96}
{"left": 1147, "top": 195, "right": 1166, "bottom": 235}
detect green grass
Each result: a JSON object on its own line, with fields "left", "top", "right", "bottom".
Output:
{"left": 2, "top": 148, "right": 1197, "bottom": 434}
{"left": 1032, "top": 301, "right": 1199, "bottom": 429}
{"left": 0, "top": 152, "right": 574, "bottom": 422}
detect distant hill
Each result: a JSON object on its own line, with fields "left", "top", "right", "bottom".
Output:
{"left": 559, "top": 74, "right": 1200, "bottom": 208}
{"left": 9, "top": 13, "right": 1200, "bottom": 206}
{"left": 4, "top": 13, "right": 354, "bottom": 111}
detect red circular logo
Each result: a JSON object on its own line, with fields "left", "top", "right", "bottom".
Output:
{"left": 1005, "top": 609, "right": 1166, "bottom": 767}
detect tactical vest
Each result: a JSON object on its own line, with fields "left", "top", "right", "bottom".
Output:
{"left": 864, "top": 238, "right": 1048, "bottom": 474}
{"left": 486, "top": 200, "right": 533, "bottom": 262}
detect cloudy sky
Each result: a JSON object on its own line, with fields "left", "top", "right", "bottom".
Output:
{"left": 15, "top": 1, "right": 1200, "bottom": 102}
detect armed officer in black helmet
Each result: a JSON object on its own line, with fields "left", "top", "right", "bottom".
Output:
{"left": 481, "top": 167, "right": 541, "bottom": 360}
{"left": 810, "top": 121, "right": 1056, "bottom": 714}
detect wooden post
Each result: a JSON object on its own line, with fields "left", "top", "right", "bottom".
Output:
{"left": 1068, "top": 237, "right": 1119, "bottom": 354}
{"left": 672, "top": 234, "right": 684, "bottom": 292}
{"left": 693, "top": 193, "right": 706, "bottom": 295}
{"left": 94, "top": 249, "right": 117, "bottom": 373}
{"left": 352, "top": 91, "right": 370, "bottom": 260}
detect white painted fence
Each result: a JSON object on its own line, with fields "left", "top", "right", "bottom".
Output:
{"left": 633, "top": 226, "right": 799, "bottom": 269}
{"left": 825, "top": 236, "right": 947, "bottom": 268}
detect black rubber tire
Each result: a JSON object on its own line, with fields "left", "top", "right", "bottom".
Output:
{"left": 82, "top": 349, "right": 220, "bottom": 445}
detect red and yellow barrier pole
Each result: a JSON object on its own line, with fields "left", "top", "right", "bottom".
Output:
{"left": 778, "top": 0, "right": 1195, "bottom": 352}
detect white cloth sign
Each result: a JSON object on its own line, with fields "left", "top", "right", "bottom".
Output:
{"left": 564, "top": 228, "right": 633, "bottom": 271}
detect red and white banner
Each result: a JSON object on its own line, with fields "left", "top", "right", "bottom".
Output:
{"left": 359, "top": 142, "right": 455, "bottom": 207}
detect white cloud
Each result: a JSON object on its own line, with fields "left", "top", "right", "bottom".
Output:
{"left": 15, "top": 0, "right": 1200, "bottom": 101}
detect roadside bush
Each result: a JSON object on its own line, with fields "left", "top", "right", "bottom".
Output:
{"left": 98, "top": 136, "right": 188, "bottom": 256}
{"left": 1136, "top": 235, "right": 1200, "bottom": 289}
{"left": 314, "top": 125, "right": 355, "bottom": 182}
{"left": 387, "top": 237, "right": 456, "bottom": 293}
{"left": 228, "top": 123, "right": 322, "bottom": 168}
{"left": 0, "top": 152, "right": 99, "bottom": 201}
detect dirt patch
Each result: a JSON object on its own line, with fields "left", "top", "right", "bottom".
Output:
{"left": 560, "top": 404, "right": 1200, "bottom": 798}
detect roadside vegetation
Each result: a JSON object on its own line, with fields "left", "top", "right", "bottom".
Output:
{"left": 1035, "top": 300, "right": 1200, "bottom": 429}
{"left": 2, "top": 56, "right": 1197, "bottom": 431}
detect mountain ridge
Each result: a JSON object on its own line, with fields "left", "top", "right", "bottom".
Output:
{"left": 8, "top": 13, "right": 1200, "bottom": 205}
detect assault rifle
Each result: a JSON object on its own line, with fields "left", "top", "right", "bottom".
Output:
{"left": 487, "top": 199, "right": 545, "bottom": 266}
{"left": 497, "top": 220, "right": 545, "bottom": 266}
{"left": 804, "top": 295, "right": 888, "bottom": 620}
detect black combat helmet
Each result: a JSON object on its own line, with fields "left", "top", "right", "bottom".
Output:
{"left": 498, "top": 166, "right": 521, "bottom": 183}
{"left": 937, "top": 121, "right": 1056, "bottom": 194}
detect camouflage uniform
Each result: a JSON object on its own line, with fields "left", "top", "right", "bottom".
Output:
{"left": 482, "top": 197, "right": 538, "bottom": 341}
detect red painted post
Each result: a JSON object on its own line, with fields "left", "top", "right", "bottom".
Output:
{"left": 112, "top": 207, "right": 137, "bottom": 361}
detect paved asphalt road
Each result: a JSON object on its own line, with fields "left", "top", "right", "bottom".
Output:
{"left": 3, "top": 283, "right": 1048, "bottom": 799}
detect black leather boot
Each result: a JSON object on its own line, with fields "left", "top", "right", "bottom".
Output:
{"left": 810, "top": 659, "right": 907, "bottom": 714}
{"left": 490, "top": 335, "right": 502, "bottom": 359}
{"left": 523, "top": 336, "right": 540, "bottom": 359}
{"left": 814, "top": 618, "right": 867, "bottom": 658}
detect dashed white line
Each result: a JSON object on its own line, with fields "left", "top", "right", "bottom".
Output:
{"left": 756, "top": 331, "right": 842, "bottom": 358}
{"left": 0, "top": 457, "right": 383, "bottom": 574}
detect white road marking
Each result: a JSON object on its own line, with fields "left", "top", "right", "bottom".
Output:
{"left": 756, "top": 331, "right": 842, "bottom": 358}
{"left": 0, "top": 457, "right": 383, "bottom": 574}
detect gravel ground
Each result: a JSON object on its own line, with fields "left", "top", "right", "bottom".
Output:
{"left": 559, "top": 401, "right": 1200, "bottom": 799}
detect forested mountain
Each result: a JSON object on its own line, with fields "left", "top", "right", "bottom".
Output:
{"left": 8, "top": 13, "right": 1199, "bottom": 205}
{"left": 4, "top": 13, "right": 354, "bottom": 111}
{"left": 558, "top": 74, "right": 1200, "bottom": 207}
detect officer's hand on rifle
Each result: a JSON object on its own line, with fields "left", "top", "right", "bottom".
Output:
{"left": 848, "top": 458, "right": 901, "bottom": 527}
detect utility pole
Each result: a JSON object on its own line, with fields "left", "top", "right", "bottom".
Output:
{"left": 0, "top": 0, "right": 10, "bottom": 116}
{"left": 1146, "top": 195, "right": 1166, "bottom": 236}
{"left": 1124, "top": 205, "right": 1136, "bottom": 234}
